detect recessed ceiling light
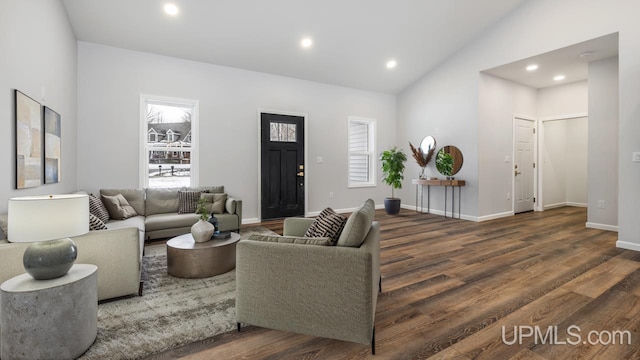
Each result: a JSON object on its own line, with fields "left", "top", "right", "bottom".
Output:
{"left": 301, "top": 38, "right": 313, "bottom": 48}
{"left": 554, "top": 75, "right": 566, "bottom": 81}
{"left": 386, "top": 60, "right": 397, "bottom": 69}
{"left": 164, "top": 3, "right": 179, "bottom": 16}
{"left": 526, "top": 64, "right": 538, "bottom": 71}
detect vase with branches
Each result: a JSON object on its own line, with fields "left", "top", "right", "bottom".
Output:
{"left": 409, "top": 139, "right": 436, "bottom": 179}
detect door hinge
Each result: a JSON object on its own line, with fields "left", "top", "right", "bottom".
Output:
{"left": 533, "top": 128, "right": 536, "bottom": 134}
{"left": 533, "top": 197, "right": 536, "bottom": 203}
{"left": 533, "top": 162, "right": 536, "bottom": 168}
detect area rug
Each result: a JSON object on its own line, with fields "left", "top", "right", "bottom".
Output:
{"left": 79, "top": 226, "right": 278, "bottom": 360}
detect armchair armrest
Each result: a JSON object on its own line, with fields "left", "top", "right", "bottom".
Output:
{"left": 225, "top": 198, "right": 242, "bottom": 228}
{"left": 283, "top": 217, "right": 315, "bottom": 236}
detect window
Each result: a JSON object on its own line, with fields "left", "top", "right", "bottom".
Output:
{"left": 348, "top": 117, "right": 376, "bottom": 187}
{"left": 140, "top": 95, "right": 199, "bottom": 188}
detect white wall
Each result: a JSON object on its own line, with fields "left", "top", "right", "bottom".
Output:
{"left": 77, "top": 42, "right": 396, "bottom": 221}
{"left": 397, "top": 0, "right": 640, "bottom": 251}
{"left": 537, "top": 81, "right": 588, "bottom": 118}
{"left": 478, "top": 73, "right": 536, "bottom": 218}
{"left": 541, "top": 117, "right": 588, "bottom": 208}
{"left": 0, "top": 0, "right": 78, "bottom": 213}
{"left": 565, "top": 118, "right": 588, "bottom": 206}
{"left": 538, "top": 81, "right": 589, "bottom": 209}
{"left": 588, "top": 57, "right": 619, "bottom": 230}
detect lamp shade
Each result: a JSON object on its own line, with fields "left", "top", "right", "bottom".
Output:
{"left": 8, "top": 194, "right": 89, "bottom": 243}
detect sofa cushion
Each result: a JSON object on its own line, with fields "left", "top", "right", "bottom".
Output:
{"left": 336, "top": 199, "right": 375, "bottom": 247}
{"left": 89, "top": 193, "right": 110, "bottom": 223}
{"left": 89, "top": 213, "right": 108, "bottom": 231}
{"left": 201, "top": 193, "right": 227, "bottom": 214}
{"left": 100, "top": 189, "right": 145, "bottom": 215}
{"left": 145, "top": 213, "right": 200, "bottom": 232}
{"left": 248, "top": 234, "right": 331, "bottom": 246}
{"left": 178, "top": 190, "right": 202, "bottom": 214}
{"left": 105, "top": 215, "right": 146, "bottom": 232}
{"left": 102, "top": 194, "right": 138, "bottom": 220}
{"left": 146, "top": 187, "right": 182, "bottom": 215}
{"left": 304, "top": 207, "right": 347, "bottom": 245}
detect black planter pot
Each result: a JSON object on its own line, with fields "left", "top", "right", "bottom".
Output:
{"left": 384, "top": 198, "right": 401, "bottom": 215}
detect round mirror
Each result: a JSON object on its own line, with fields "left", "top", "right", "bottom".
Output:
{"left": 419, "top": 136, "right": 436, "bottom": 158}
{"left": 436, "top": 145, "right": 464, "bottom": 177}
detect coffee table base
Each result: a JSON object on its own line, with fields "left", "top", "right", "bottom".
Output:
{"left": 167, "top": 232, "right": 240, "bottom": 278}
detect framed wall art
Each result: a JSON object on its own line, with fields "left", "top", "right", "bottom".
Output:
{"left": 15, "top": 90, "right": 42, "bottom": 189}
{"left": 44, "top": 106, "right": 61, "bottom": 184}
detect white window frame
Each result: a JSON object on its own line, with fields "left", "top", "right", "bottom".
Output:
{"left": 348, "top": 116, "right": 376, "bottom": 188}
{"left": 139, "top": 94, "right": 199, "bottom": 188}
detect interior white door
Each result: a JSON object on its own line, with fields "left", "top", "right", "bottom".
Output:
{"left": 515, "top": 118, "right": 535, "bottom": 213}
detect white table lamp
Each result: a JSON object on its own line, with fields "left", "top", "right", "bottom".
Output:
{"left": 8, "top": 194, "right": 89, "bottom": 279}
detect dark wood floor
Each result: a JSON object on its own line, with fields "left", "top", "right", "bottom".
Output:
{"left": 147, "top": 207, "right": 640, "bottom": 360}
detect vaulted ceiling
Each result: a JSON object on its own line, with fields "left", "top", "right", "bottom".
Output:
{"left": 62, "top": 0, "right": 529, "bottom": 94}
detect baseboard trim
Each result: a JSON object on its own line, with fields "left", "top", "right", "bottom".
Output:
{"left": 307, "top": 205, "right": 384, "bottom": 218}
{"left": 566, "top": 202, "right": 587, "bottom": 208}
{"left": 545, "top": 202, "right": 587, "bottom": 210}
{"left": 544, "top": 202, "right": 566, "bottom": 210}
{"left": 586, "top": 222, "right": 618, "bottom": 232}
{"left": 242, "top": 218, "right": 260, "bottom": 225}
{"left": 616, "top": 240, "right": 640, "bottom": 252}
{"left": 477, "top": 211, "right": 514, "bottom": 222}
{"left": 400, "top": 204, "right": 477, "bottom": 221}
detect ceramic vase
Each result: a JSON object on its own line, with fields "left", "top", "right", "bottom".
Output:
{"left": 191, "top": 219, "right": 215, "bottom": 242}
{"left": 23, "top": 237, "right": 78, "bottom": 280}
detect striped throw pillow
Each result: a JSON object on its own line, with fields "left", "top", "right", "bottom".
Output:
{"left": 89, "top": 213, "right": 108, "bottom": 231}
{"left": 178, "top": 190, "right": 202, "bottom": 214}
{"left": 304, "top": 207, "right": 347, "bottom": 245}
{"left": 89, "top": 193, "right": 110, "bottom": 223}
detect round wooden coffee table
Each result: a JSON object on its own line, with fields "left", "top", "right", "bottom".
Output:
{"left": 166, "top": 232, "right": 241, "bottom": 278}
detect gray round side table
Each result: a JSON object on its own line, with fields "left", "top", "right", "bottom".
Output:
{"left": 0, "top": 264, "right": 98, "bottom": 360}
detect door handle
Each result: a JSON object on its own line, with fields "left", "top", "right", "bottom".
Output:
{"left": 515, "top": 171, "right": 522, "bottom": 176}
{"left": 297, "top": 172, "right": 304, "bottom": 177}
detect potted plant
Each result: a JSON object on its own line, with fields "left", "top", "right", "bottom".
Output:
{"left": 380, "top": 146, "right": 407, "bottom": 215}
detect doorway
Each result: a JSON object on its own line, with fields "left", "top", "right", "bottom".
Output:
{"left": 513, "top": 116, "right": 537, "bottom": 213}
{"left": 260, "top": 113, "right": 305, "bottom": 220}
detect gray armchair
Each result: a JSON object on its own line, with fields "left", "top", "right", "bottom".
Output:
{"left": 235, "top": 204, "right": 380, "bottom": 353}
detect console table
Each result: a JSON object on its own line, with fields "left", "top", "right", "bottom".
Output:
{"left": 1, "top": 264, "right": 98, "bottom": 360}
{"left": 412, "top": 179, "right": 466, "bottom": 219}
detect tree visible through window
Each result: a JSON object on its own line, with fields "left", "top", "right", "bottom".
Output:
{"left": 348, "top": 117, "right": 376, "bottom": 187}
{"left": 141, "top": 96, "right": 198, "bottom": 188}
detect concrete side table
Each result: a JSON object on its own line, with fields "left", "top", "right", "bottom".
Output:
{"left": 1, "top": 264, "right": 98, "bottom": 360}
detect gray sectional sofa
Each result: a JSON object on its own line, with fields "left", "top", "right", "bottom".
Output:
{"left": 0, "top": 185, "right": 242, "bottom": 302}
{"left": 100, "top": 186, "right": 242, "bottom": 241}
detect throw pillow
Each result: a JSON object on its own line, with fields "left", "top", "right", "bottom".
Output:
{"left": 178, "top": 190, "right": 202, "bottom": 214}
{"left": 336, "top": 199, "right": 375, "bottom": 247}
{"left": 248, "top": 234, "right": 331, "bottom": 246}
{"left": 200, "top": 193, "right": 227, "bottom": 214}
{"left": 89, "top": 213, "right": 108, "bottom": 231}
{"left": 304, "top": 207, "right": 347, "bottom": 245}
{"left": 89, "top": 193, "right": 110, "bottom": 223}
{"left": 225, "top": 198, "right": 236, "bottom": 214}
{"left": 101, "top": 194, "right": 138, "bottom": 220}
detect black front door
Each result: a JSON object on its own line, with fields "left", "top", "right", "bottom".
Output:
{"left": 261, "top": 113, "right": 305, "bottom": 220}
